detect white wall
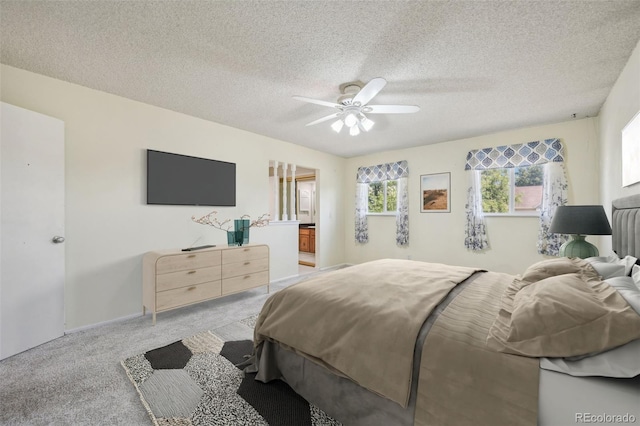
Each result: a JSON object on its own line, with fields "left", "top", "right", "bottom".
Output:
{"left": 0, "top": 65, "right": 346, "bottom": 330}
{"left": 2, "top": 37, "right": 637, "bottom": 329}
{"left": 344, "top": 118, "right": 600, "bottom": 275}
{"left": 599, "top": 39, "right": 640, "bottom": 254}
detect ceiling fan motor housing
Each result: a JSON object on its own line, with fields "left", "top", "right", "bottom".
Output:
{"left": 338, "top": 80, "right": 364, "bottom": 105}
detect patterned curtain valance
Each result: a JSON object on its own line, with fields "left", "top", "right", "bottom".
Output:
{"left": 357, "top": 160, "right": 409, "bottom": 183}
{"left": 465, "top": 138, "right": 564, "bottom": 171}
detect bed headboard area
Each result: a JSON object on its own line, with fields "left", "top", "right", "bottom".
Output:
{"left": 611, "top": 194, "right": 640, "bottom": 259}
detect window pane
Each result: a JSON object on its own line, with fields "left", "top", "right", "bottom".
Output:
{"left": 368, "top": 182, "right": 384, "bottom": 213}
{"left": 514, "top": 165, "right": 543, "bottom": 212}
{"left": 386, "top": 180, "right": 397, "bottom": 212}
{"left": 480, "top": 169, "right": 509, "bottom": 213}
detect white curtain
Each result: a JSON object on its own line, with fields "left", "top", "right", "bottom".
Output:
{"left": 355, "top": 182, "right": 369, "bottom": 243}
{"left": 396, "top": 177, "right": 409, "bottom": 246}
{"left": 355, "top": 161, "right": 409, "bottom": 245}
{"left": 464, "top": 170, "right": 489, "bottom": 251}
{"left": 537, "top": 162, "right": 568, "bottom": 255}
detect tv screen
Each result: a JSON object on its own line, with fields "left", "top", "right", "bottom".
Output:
{"left": 146, "top": 149, "right": 236, "bottom": 206}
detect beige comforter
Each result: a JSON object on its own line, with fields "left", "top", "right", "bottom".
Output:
{"left": 415, "top": 271, "right": 539, "bottom": 426}
{"left": 254, "top": 259, "right": 480, "bottom": 408}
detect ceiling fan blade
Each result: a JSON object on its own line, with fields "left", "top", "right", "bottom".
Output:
{"left": 293, "top": 96, "right": 341, "bottom": 109}
{"left": 366, "top": 105, "right": 421, "bottom": 114}
{"left": 352, "top": 77, "right": 387, "bottom": 106}
{"left": 306, "top": 112, "right": 340, "bottom": 126}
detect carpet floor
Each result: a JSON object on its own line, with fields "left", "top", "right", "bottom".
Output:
{"left": 122, "top": 330, "right": 341, "bottom": 425}
{"left": 0, "top": 270, "right": 335, "bottom": 425}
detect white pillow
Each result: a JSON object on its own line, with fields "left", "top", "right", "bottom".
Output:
{"left": 540, "top": 338, "right": 640, "bottom": 378}
{"left": 632, "top": 264, "right": 640, "bottom": 289}
{"left": 604, "top": 276, "right": 640, "bottom": 315}
{"left": 584, "top": 254, "right": 638, "bottom": 279}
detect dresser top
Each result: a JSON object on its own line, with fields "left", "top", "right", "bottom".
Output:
{"left": 144, "top": 243, "right": 268, "bottom": 259}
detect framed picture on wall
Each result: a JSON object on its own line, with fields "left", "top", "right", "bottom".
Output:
{"left": 420, "top": 172, "right": 451, "bottom": 213}
{"left": 622, "top": 110, "right": 640, "bottom": 187}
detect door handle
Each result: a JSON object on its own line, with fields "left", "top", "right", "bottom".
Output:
{"left": 52, "top": 236, "right": 65, "bottom": 244}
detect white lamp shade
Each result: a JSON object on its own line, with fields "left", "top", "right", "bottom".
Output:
{"left": 361, "top": 116, "right": 374, "bottom": 131}
{"left": 344, "top": 113, "right": 358, "bottom": 127}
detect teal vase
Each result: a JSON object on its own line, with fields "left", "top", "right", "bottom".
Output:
{"left": 234, "top": 219, "right": 250, "bottom": 245}
{"left": 227, "top": 231, "right": 238, "bottom": 246}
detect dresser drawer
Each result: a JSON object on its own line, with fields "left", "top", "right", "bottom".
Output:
{"left": 222, "top": 245, "right": 269, "bottom": 264}
{"left": 222, "top": 257, "right": 268, "bottom": 279}
{"left": 156, "top": 265, "right": 222, "bottom": 292}
{"left": 157, "top": 280, "right": 222, "bottom": 312}
{"left": 156, "top": 250, "right": 221, "bottom": 274}
{"left": 223, "top": 270, "right": 269, "bottom": 294}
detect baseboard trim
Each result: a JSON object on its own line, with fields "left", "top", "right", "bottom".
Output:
{"left": 64, "top": 312, "right": 141, "bottom": 334}
{"left": 320, "top": 263, "right": 352, "bottom": 271}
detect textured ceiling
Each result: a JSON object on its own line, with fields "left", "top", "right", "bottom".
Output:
{"left": 1, "top": 1, "right": 640, "bottom": 158}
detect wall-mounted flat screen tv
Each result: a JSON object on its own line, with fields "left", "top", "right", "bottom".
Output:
{"left": 146, "top": 149, "right": 236, "bottom": 206}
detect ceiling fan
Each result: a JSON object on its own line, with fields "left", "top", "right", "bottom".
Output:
{"left": 293, "top": 77, "right": 420, "bottom": 136}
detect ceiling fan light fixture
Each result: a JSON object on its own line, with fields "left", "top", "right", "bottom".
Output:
{"left": 294, "top": 77, "right": 420, "bottom": 136}
{"left": 360, "top": 115, "right": 374, "bottom": 131}
{"left": 344, "top": 112, "right": 358, "bottom": 128}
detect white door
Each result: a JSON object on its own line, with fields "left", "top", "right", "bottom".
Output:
{"left": 0, "top": 102, "right": 65, "bottom": 360}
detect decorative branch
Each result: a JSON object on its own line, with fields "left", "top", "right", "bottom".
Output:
{"left": 191, "top": 211, "right": 270, "bottom": 231}
{"left": 242, "top": 213, "right": 270, "bottom": 229}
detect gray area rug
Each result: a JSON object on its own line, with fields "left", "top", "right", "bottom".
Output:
{"left": 122, "top": 328, "right": 341, "bottom": 425}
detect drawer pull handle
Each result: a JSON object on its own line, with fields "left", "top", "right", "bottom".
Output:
{"left": 187, "top": 255, "right": 196, "bottom": 258}
{"left": 188, "top": 286, "right": 196, "bottom": 291}
{"left": 187, "top": 270, "right": 197, "bottom": 274}
{"left": 244, "top": 275, "right": 251, "bottom": 279}
{"left": 244, "top": 262, "right": 250, "bottom": 265}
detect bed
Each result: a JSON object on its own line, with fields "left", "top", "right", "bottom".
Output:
{"left": 247, "top": 194, "right": 640, "bottom": 426}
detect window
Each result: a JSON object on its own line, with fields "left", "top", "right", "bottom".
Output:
{"left": 368, "top": 180, "right": 397, "bottom": 214}
{"left": 480, "top": 165, "right": 543, "bottom": 215}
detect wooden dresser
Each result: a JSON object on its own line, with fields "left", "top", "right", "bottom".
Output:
{"left": 143, "top": 244, "right": 269, "bottom": 324}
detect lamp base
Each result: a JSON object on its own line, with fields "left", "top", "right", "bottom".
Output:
{"left": 559, "top": 234, "right": 598, "bottom": 258}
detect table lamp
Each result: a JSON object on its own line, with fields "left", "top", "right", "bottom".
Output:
{"left": 549, "top": 205, "right": 612, "bottom": 258}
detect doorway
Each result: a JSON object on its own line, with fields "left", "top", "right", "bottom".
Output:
{"left": 268, "top": 162, "right": 318, "bottom": 276}
{"left": 296, "top": 175, "right": 316, "bottom": 269}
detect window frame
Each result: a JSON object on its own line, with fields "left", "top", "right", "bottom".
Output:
{"left": 481, "top": 167, "right": 542, "bottom": 217}
{"left": 366, "top": 179, "right": 398, "bottom": 216}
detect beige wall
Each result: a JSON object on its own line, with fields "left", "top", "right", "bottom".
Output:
{"left": 599, "top": 39, "right": 640, "bottom": 254}
{"left": 344, "top": 118, "right": 600, "bottom": 275}
{"left": 0, "top": 65, "right": 346, "bottom": 330}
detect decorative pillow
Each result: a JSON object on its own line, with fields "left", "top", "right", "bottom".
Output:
{"left": 520, "top": 257, "right": 599, "bottom": 283}
{"left": 487, "top": 273, "right": 640, "bottom": 357}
